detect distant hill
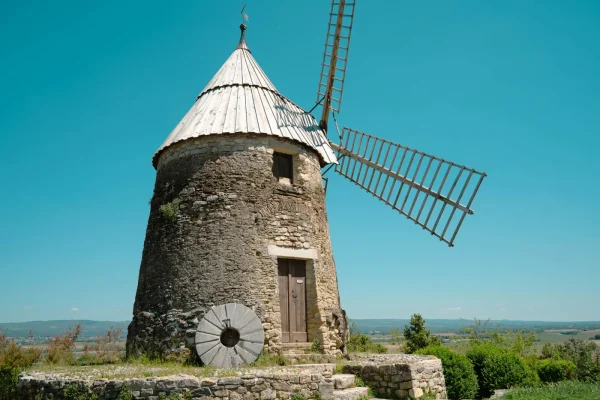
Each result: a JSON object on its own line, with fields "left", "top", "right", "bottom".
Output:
{"left": 0, "top": 320, "right": 129, "bottom": 339}
{"left": 2, "top": 319, "right": 599, "bottom": 339}
{"left": 351, "top": 319, "right": 600, "bottom": 334}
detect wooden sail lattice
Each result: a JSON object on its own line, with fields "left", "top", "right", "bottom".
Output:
{"left": 331, "top": 128, "right": 487, "bottom": 246}
{"left": 316, "top": 0, "right": 356, "bottom": 117}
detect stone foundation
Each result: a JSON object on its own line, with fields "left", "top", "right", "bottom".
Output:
{"left": 17, "top": 355, "right": 448, "bottom": 400}
{"left": 17, "top": 364, "right": 336, "bottom": 400}
{"left": 343, "top": 354, "right": 447, "bottom": 399}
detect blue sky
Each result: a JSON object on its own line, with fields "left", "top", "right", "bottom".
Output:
{"left": 0, "top": 1, "right": 598, "bottom": 323}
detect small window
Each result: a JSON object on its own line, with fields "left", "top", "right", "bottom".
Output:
{"left": 273, "top": 152, "right": 293, "bottom": 183}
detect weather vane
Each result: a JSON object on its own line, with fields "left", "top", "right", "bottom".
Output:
{"left": 241, "top": 2, "right": 249, "bottom": 24}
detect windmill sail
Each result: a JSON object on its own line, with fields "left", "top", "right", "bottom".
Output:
{"left": 316, "top": 0, "right": 356, "bottom": 131}
{"left": 331, "top": 128, "right": 486, "bottom": 247}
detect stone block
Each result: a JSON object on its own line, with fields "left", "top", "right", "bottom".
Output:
{"left": 319, "top": 381, "right": 335, "bottom": 400}
{"left": 260, "top": 388, "right": 277, "bottom": 399}
{"left": 409, "top": 388, "right": 423, "bottom": 399}
{"left": 334, "top": 374, "right": 355, "bottom": 389}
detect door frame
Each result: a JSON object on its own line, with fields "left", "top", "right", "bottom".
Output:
{"left": 278, "top": 258, "right": 308, "bottom": 343}
{"left": 268, "top": 245, "right": 319, "bottom": 344}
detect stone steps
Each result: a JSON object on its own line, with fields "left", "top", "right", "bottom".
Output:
{"left": 281, "top": 342, "right": 311, "bottom": 355}
{"left": 332, "top": 373, "right": 369, "bottom": 400}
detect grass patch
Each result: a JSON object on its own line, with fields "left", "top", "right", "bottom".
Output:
{"left": 502, "top": 381, "right": 600, "bottom": 400}
{"left": 308, "top": 339, "right": 324, "bottom": 354}
{"left": 249, "top": 349, "right": 288, "bottom": 367}
{"left": 27, "top": 360, "right": 233, "bottom": 380}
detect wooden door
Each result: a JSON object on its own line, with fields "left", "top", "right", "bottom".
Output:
{"left": 278, "top": 259, "right": 307, "bottom": 343}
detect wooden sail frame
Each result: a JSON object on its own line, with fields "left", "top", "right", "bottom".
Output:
{"left": 316, "top": 0, "right": 356, "bottom": 131}
{"left": 332, "top": 127, "right": 487, "bottom": 247}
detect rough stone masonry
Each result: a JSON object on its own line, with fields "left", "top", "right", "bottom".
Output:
{"left": 127, "top": 134, "right": 348, "bottom": 359}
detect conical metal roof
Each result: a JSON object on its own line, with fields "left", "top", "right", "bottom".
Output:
{"left": 153, "top": 25, "right": 337, "bottom": 168}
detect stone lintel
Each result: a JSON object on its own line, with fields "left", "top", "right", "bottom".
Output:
{"left": 267, "top": 245, "right": 318, "bottom": 260}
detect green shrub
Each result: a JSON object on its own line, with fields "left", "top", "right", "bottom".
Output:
{"left": 309, "top": 339, "right": 324, "bottom": 354}
{"left": 0, "top": 331, "right": 42, "bottom": 400}
{"left": 117, "top": 386, "right": 135, "bottom": 400}
{"left": 403, "top": 314, "right": 440, "bottom": 354}
{"left": 417, "top": 345, "right": 478, "bottom": 400}
{"left": 347, "top": 323, "right": 388, "bottom": 354}
{"left": 467, "top": 343, "right": 538, "bottom": 398}
{"left": 373, "top": 343, "right": 387, "bottom": 354}
{"left": 160, "top": 198, "right": 181, "bottom": 221}
{"left": 554, "top": 339, "right": 600, "bottom": 382}
{"left": 536, "top": 358, "right": 577, "bottom": 383}
{"left": 0, "top": 368, "right": 20, "bottom": 400}
{"left": 64, "top": 384, "right": 99, "bottom": 400}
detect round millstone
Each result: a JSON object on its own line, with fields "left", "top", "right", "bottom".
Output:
{"left": 195, "top": 303, "right": 264, "bottom": 368}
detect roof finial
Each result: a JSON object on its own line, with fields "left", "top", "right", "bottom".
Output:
{"left": 236, "top": 8, "right": 250, "bottom": 53}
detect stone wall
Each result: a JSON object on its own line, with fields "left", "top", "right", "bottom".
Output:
{"left": 343, "top": 354, "right": 447, "bottom": 399}
{"left": 17, "top": 364, "right": 335, "bottom": 400}
{"left": 127, "top": 134, "right": 344, "bottom": 359}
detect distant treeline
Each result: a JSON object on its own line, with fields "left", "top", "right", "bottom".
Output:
{"left": 351, "top": 319, "right": 600, "bottom": 334}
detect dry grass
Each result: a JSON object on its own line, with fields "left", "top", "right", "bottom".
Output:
{"left": 26, "top": 359, "right": 333, "bottom": 381}
{"left": 27, "top": 362, "right": 235, "bottom": 380}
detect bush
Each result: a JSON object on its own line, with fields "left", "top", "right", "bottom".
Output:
{"left": 373, "top": 343, "right": 388, "bottom": 354}
{"left": 309, "top": 339, "right": 324, "bottom": 354}
{"left": 536, "top": 358, "right": 577, "bottom": 383}
{"left": 160, "top": 198, "right": 181, "bottom": 221}
{"left": 541, "top": 342, "right": 556, "bottom": 359}
{"left": 347, "top": 323, "right": 388, "bottom": 354}
{"left": 47, "top": 323, "right": 82, "bottom": 365}
{"left": 403, "top": 314, "right": 440, "bottom": 354}
{"left": 0, "top": 368, "right": 20, "bottom": 400}
{"left": 64, "top": 383, "right": 99, "bottom": 400}
{"left": 0, "top": 331, "right": 42, "bottom": 400}
{"left": 467, "top": 343, "right": 538, "bottom": 398}
{"left": 554, "top": 339, "right": 600, "bottom": 382}
{"left": 417, "top": 345, "right": 478, "bottom": 400}
{"left": 93, "top": 326, "right": 123, "bottom": 363}
{"left": 117, "top": 386, "right": 134, "bottom": 400}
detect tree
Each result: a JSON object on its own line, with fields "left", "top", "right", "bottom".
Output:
{"left": 541, "top": 342, "right": 557, "bottom": 359}
{"left": 403, "top": 314, "right": 440, "bottom": 354}
{"left": 554, "top": 339, "right": 600, "bottom": 382}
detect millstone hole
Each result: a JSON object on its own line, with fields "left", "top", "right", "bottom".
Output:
{"left": 220, "top": 327, "right": 240, "bottom": 347}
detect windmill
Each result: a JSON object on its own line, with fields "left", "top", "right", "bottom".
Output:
{"left": 314, "top": 0, "right": 486, "bottom": 247}
{"left": 126, "top": 0, "right": 486, "bottom": 364}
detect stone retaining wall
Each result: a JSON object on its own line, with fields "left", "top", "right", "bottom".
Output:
{"left": 18, "top": 364, "right": 336, "bottom": 400}
{"left": 343, "top": 354, "right": 447, "bottom": 399}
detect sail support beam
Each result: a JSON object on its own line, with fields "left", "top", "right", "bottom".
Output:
{"left": 331, "top": 142, "right": 473, "bottom": 215}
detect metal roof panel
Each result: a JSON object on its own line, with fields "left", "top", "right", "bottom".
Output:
{"left": 153, "top": 28, "right": 336, "bottom": 168}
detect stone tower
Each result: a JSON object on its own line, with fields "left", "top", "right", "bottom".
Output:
{"left": 127, "top": 25, "right": 347, "bottom": 360}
